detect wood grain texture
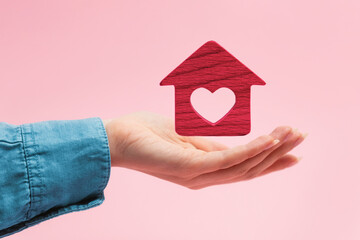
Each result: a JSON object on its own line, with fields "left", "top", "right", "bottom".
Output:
{"left": 160, "top": 40, "right": 265, "bottom": 136}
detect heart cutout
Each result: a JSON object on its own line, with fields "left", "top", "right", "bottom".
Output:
{"left": 190, "top": 87, "right": 236, "bottom": 124}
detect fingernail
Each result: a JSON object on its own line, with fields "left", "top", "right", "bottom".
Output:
{"left": 297, "top": 156, "right": 303, "bottom": 161}
{"left": 265, "top": 139, "right": 280, "bottom": 150}
{"left": 302, "top": 133, "right": 308, "bottom": 139}
{"left": 273, "top": 139, "right": 280, "bottom": 145}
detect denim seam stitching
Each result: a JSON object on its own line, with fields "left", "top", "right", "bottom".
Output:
{"left": 20, "top": 125, "right": 33, "bottom": 221}
{"left": 30, "top": 124, "right": 45, "bottom": 213}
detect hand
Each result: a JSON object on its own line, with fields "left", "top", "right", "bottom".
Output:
{"left": 103, "top": 112, "right": 306, "bottom": 189}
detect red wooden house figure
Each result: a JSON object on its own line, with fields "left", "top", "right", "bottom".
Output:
{"left": 160, "top": 40, "right": 265, "bottom": 136}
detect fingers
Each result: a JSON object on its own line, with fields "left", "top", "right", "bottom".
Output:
{"left": 208, "top": 154, "right": 300, "bottom": 186}
{"left": 191, "top": 135, "right": 273, "bottom": 175}
{"left": 243, "top": 129, "right": 305, "bottom": 180}
{"left": 185, "top": 128, "right": 305, "bottom": 189}
{"left": 220, "top": 126, "right": 292, "bottom": 169}
{"left": 191, "top": 126, "right": 292, "bottom": 174}
{"left": 258, "top": 154, "right": 299, "bottom": 177}
{"left": 222, "top": 126, "right": 293, "bottom": 175}
{"left": 183, "top": 126, "right": 291, "bottom": 185}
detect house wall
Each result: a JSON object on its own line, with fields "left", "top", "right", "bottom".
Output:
{"left": 174, "top": 85, "right": 251, "bottom": 136}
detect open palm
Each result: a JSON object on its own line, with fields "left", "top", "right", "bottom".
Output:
{"left": 104, "top": 112, "right": 305, "bottom": 189}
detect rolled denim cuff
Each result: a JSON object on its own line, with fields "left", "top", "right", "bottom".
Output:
{"left": 0, "top": 117, "right": 111, "bottom": 238}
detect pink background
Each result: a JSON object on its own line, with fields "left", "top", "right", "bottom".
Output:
{"left": 1, "top": 0, "right": 359, "bottom": 239}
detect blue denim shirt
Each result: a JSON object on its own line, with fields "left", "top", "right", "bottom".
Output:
{"left": 0, "top": 118, "right": 111, "bottom": 238}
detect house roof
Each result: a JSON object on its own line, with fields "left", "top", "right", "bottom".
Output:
{"left": 160, "top": 41, "right": 265, "bottom": 87}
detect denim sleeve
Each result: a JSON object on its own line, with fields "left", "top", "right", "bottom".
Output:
{"left": 0, "top": 117, "right": 111, "bottom": 238}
